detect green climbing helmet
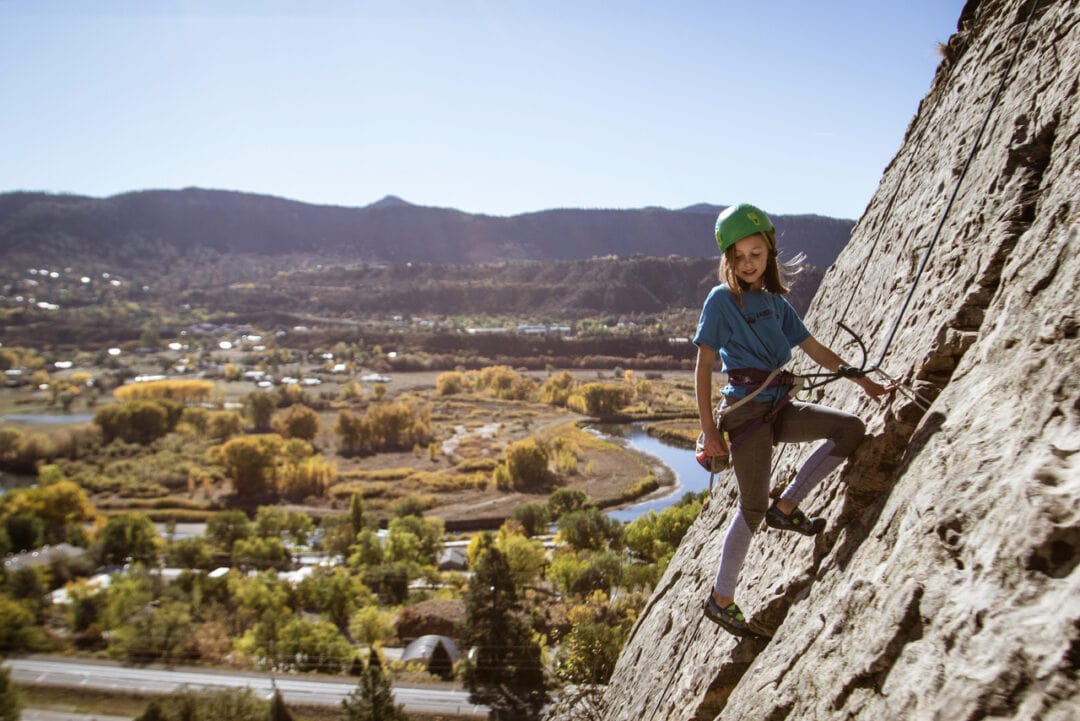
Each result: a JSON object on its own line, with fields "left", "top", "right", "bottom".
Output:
{"left": 715, "top": 203, "right": 775, "bottom": 252}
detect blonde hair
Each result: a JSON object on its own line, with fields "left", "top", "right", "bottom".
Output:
{"left": 719, "top": 231, "right": 805, "bottom": 306}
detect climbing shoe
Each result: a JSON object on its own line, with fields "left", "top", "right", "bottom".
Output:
{"left": 703, "top": 595, "right": 751, "bottom": 637}
{"left": 766, "top": 501, "right": 826, "bottom": 536}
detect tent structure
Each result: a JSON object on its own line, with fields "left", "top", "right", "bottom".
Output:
{"left": 400, "top": 634, "right": 460, "bottom": 679}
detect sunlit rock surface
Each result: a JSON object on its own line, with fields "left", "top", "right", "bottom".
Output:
{"left": 591, "top": 1, "right": 1079, "bottom": 719}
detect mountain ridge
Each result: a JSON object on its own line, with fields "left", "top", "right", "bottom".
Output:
{"left": 0, "top": 187, "right": 854, "bottom": 270}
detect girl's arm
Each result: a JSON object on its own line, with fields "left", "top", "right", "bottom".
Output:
{"left": 695, "top": 344, "right": 729, "bottom": 456}
{"left": 798, "top": 336, "right": 893, "bottom": 398}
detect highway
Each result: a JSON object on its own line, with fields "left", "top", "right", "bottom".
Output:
{"left": 3, "top": 657, "right": 487, "bottom": 718}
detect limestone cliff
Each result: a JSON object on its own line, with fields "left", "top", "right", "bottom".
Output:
{"left": 595, "top": 1, "right": 1079, "bottom": 719}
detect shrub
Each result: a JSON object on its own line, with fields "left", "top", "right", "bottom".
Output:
{"left": 206, "top": 410, "right": 243, "bottom": 441}
{"left": 435, "top": 371, "right": 470, "bottom": 396}
{"left": 566, "top": 382, "right": 633, "bottom": 417}
{"left": 113, "top": 379, "right": 213, "bottom": 404}
{"left": 244, "top": 391, "right": 276, "bottom": 432}
{"left": 209, "top": 435, "right": 283, "bottom": 500}
{"left": 493, "top": 439, "right": 550, "bottom": 492}
{"left": 334, "top": 402, "right": 431, "bottom": 456}
{"left": 279, "top": 455, "right": 336, "bottom": 501}
{"left": 540, "top": 371, "right": 575, "bottom": 407}
{"left": 94, "top": 399, "right": 181, "bottom": 445}
{"left": 273, "top": 404, "right": 320, "bottom": 442}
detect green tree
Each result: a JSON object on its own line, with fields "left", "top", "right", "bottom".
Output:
{"left": 0, "top": 667, "right": 23, "bottom": 721}
{"left": 496, "top": 530, "right": 547, "bottom": 590}
{"left": 0, "top": 596, "right": 45, "bottom": 652}
{"left": 100, "top": 570, "right": 154, "bottom": 630}
{"left": 2, "top": 511, "right": 43, "bottom": 552}
{"left": 386, "top": 514, "right": 443, "bottom": 567}
{"left": 348, "top": 492, "right": 365, "bottom": 537}
{"left": 570, "top": 551, "right": 624, "bottom": 596}
{"left": 340, "top": 651, "right": 408, "bottom": 721}
{"left": 557, "top": 507, "right": 623, "bottom": 552}
{"left": 210, "top": 434, "right": 283, "bottom": 500}
{"left": 268, "top": 686, "right": 296, "bottom": 721}
{"left": 108, "top": 600, "right": 193, "bottom": 664}
{"left": 165, "top": 537, "right": 213, "bottom": 569}
{"left": 228, "top": 571, "right": 289, "bottom": 631}
{"left": 274, "top": 616, "right": 353, "bottom": 673}
{"left": 99, "top": 512, "right": 160, "bottom": 566}
{"left": 556, "top": 590, "right": 639, "bottom": 685}
{"left": 347, "top": 528, "right": 384, "bottom": 568}
{"left": 0, "top": 478, "right": 97, "bottom": 546}
{"left": 624, "top": 492, "right": 703, "bottom": 565}
{"left": 362, "top": 563, "right": 409, "bottom": 605}
{"left": 206, "top": 510, "right": 252, "bottom": 552}
{"left": 135, "top": 687, "right": 267, "bottom": 721}
{"left": 462, "top": 547, "right": 546, "bottom": 719}
{"left": 347, "top": 605, "right": 397, "bottom": 646}
{"left": 304, "top": 568, "right": 373, "bottom": 631}
{"left": 255, "top": 505, "right": 314, "bottom": 545}
{"left": 546, "top": 488, "right": 588, "bottom": 521}
{"left": 512, "top": 502, "right": 551, "bottom": 537}
{"left": 231, "top": 536, "right": 291, "bottom": 571}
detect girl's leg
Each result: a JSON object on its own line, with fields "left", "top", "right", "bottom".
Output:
{"left": 773, "top": 401, "right": 865, "bottom": 506}
{"left": 711, "top": 401, "right": 773, "bottom": 600}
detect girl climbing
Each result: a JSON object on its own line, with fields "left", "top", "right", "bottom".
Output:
{"left": 694, "top": 203, "right": 892, "bottom": 637}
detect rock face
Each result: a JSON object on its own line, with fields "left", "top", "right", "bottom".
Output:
{"left": 595, "top": 1, "right": 1079, "bottom": 719}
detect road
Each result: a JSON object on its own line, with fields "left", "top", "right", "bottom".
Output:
{"left": 3, "top": 657, "right": 486, "bottom": 718}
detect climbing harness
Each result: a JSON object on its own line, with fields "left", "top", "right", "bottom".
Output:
{"left": 697, "top": 328, "right": 869, "bottom": 493}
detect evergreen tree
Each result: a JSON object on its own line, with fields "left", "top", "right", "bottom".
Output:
{"left": 340, "top": 651, "right": 407, "bottom": 721}
{"left": 349, "top": 492, "right": 365, "bottom": 537}
{"left": 267, "top": 686, "right": 296, "bottom": 721}
{"left": 133, "top": 700, "right": 166, "bottom": 721}
{"left": 462, "top": 547, "right": 546, "bottom": 719}
{"left": 429, "top": 639, "right": 455, "bottom": 680}
{"left": 0, "top": 667, "right": 22, "bottom": 721}
{"left": 348, "top": 654, "right": 365, "bottom": 677}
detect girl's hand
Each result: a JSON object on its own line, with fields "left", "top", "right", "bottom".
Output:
{"left": 859, "top": 377, "right": 895, "bottom": 399}
{"left": 702, "top": 426, "right": 729, "bottom": 458}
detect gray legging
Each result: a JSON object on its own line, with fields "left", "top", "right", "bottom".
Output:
{"left": 712, "top": 398, "right": 865, "bottom": 598}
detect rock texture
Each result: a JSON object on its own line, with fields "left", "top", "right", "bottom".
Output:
{"left": 594, "top": 1, "right": 1079, "bottom": 719}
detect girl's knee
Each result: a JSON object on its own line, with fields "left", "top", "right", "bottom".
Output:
{"left": 833, "top": 415, "right": 866, "bottom": 457}
{"left": 739, "top": 503, "right": 767, "bottom": 532}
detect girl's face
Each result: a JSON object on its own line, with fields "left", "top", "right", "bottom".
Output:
{"left": 730, "top": 233, "right": 770, "bottom": 289}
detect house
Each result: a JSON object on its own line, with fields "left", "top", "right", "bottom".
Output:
{"left": 437, "top": 546, "right": 468, "bottom": 572}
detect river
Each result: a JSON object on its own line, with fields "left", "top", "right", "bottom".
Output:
{"left": 591, "top": 423, "right": 714, "bottom": 523}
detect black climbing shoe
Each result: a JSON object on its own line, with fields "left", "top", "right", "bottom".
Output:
{"left": 766, "top": 501, "right": 826, "bottom": 536}
{"left": 703, "top": 595, "right": 750, "bottom": 637}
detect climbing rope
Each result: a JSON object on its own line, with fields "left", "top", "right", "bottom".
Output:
{"left": 871, "top": 0, "right": 1042, "bottom": 372}
{"left": 814, "top": 0, "right": 1041, "bottom": 401}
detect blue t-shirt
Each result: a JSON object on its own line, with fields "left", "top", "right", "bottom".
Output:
{"left": 693, "top": 285, "right": 811, "bottom": 402}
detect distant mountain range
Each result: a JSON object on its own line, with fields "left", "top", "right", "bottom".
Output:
{"left": 0, "top": 188, "right": 854, "bottom": 270}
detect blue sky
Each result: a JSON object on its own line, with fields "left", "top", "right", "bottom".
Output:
{"left": 1, "top": 1, "right": 965, "bottom": 219}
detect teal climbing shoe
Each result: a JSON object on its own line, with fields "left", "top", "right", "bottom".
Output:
{"left": 703, "top": 595, "right": 750, "bottom": 637}
{"left": 766, "top": 501, "right": 826, "bottom": 536}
